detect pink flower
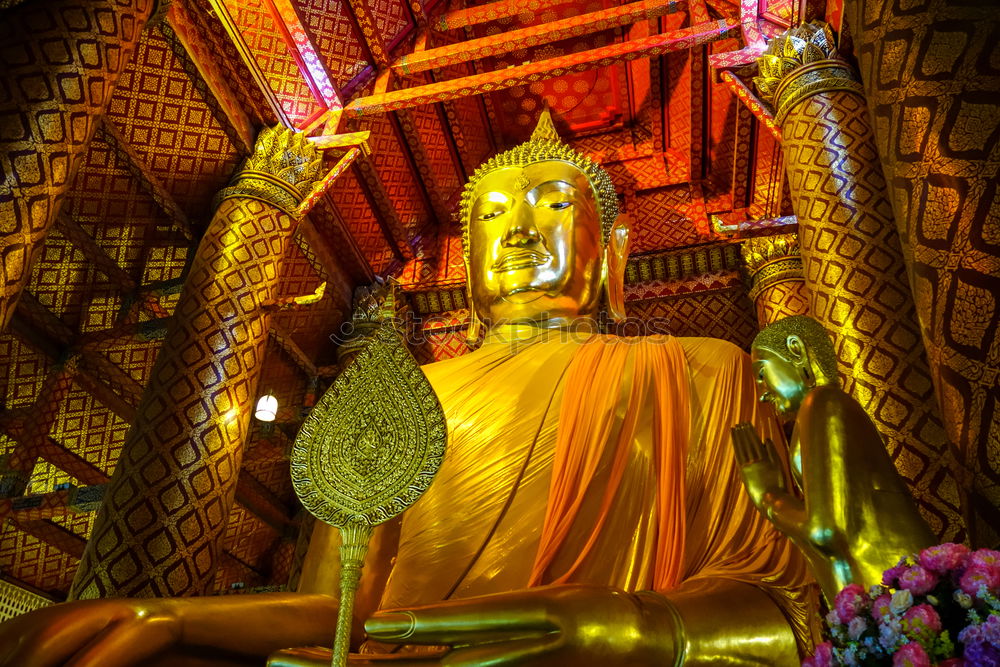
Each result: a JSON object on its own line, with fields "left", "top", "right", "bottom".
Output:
{"left": 899, "top": 565, "right": 938, "bottom": 596}
{"left": 835, "top": 583, "right": 869, "bottom": 624}
{"left": 968, "top": 549, "right": 1000, "bottom": 569}
{"left": 902, "top": 603, "right": 941, "bottom": 641}
{"left": 959, "top": 564, "right": 1000, "bottom": 597}
{"left": 918, "top": 543, "right": 970, "bottom": 574}
{"left": 884, "top": 558, "right": 910, "bottom": 587}
{"left": 803, "top": 641, "right": 833, "bottom": 667}
{"left": 873, "top": 593, "right": 894, "bottom": 621}
{"left": 892, "top": 641, "right": 931, "bottom": 667}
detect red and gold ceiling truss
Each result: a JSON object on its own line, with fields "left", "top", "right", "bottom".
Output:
{"left": 0, "top": 0, "right": 839, "bottom": 599}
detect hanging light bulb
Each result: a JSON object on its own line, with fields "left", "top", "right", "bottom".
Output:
{"left": 255, "top": 393, "right": 278, "bottom": 422}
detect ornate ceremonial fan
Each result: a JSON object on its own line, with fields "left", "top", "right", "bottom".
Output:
{"left": 290, "top": 322, "right": 447, "bottom": 667}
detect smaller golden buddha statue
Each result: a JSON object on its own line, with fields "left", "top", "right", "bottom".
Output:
{"left": 731, "top": 315, "right": 935, "bottom": 602}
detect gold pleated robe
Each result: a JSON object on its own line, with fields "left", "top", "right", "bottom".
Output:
{"left": 375, "top": 331, "right": 813, "bottom": 648}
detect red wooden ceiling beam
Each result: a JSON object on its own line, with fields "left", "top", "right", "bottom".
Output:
{"left": 395, "top": 0, "right": 683, "bottom": 75}
{"left": 435, "top": 0, "right": 583, "bottom": 31}
{"left": 719, "top": 71, "right": 782, "bottom": 141}
{"left": 347, "top": 19, "right": 739, "bottom": 116}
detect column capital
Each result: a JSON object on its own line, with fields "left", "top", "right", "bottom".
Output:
{"left": 741, "top": 233, "right": 803, "bottom": 300}
{"left": 754, "top": 21, "right": 863, "bottom": 125}
{"left": 216, "top": 127, "right": 323, "bottom": 217}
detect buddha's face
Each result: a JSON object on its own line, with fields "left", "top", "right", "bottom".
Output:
{"left": 467, "top": 160, "right": 603, "bottom": 326}
{"left": 750, "top": 346, "right": 809, "bottom": 419}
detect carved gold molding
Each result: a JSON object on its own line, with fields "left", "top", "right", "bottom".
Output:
{"left": 741, "top": 233, "right": 804, "bottom": 300}
{"left": 754, "top": 21, "right": 864, "bottom": 125}
{"left": 215, "top": 127, "right": 323, "bottom": 217}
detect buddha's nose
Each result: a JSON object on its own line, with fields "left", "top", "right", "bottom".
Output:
{"left": 502, "top": 204, "right": 541, "bottom": 246}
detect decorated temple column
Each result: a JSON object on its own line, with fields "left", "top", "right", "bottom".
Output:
{"left": 842, "top": 0, "right": 1000, "bottom": 548}
{"left": 0, "top": 0, "right": 157, "bottom": 330}
{"left": 741, "top": 233, "right": 811, "bottom": 327}
{"left": 69, "top": 128, "right": 322, "bottom": 599}
{"left": 754, "top": 23, "right": 967, "bottom": 542}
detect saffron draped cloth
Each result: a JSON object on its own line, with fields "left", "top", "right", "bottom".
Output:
{"left": 378, "top": 331, "right": 813, "bottom": 645}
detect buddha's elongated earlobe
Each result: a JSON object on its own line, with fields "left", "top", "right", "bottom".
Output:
{"left": 464, "top": 262, "right": 483, "bottom": 345}
{"left": 603, "top": 215, "right": 630, "bottom": 323}
{"left": 465, "top": 302, "right": 483, "bottom": 345}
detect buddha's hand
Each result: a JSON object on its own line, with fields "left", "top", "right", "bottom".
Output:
{"left": 364, "top": 584, "right": 677, "bottom": 666}
{"left": 731, "top": 422, "right": 788, "bottom": 513}
{"left": 0, "top": 598, "right": 179, "bottom": 667}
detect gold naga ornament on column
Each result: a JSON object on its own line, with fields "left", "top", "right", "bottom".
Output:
{"left": 290, "top": 310, "right": 447, "bottom": 667}
{"left": 741, "top": 233, "right": 811, "bottom": 326}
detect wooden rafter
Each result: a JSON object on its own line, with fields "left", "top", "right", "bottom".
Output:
{"left": 98, "top": 119, "right": 196, "bottom": 242}
{"left": 346, "top": 20, "right": 739, "bottom": 115}
{"left": 396, "top": 0, "right": 683, "bottom": 75}
{"left": 434, "top": 0, "right": 572, "bottom": 31}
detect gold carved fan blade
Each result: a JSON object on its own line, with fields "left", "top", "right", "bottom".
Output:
{"left": 290, "top": 323, "right": 447, "bottom": 667}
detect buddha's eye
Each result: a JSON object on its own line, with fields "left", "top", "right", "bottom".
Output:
{"left": 479, "top": 209, "right": 505, "bottom": 221}
{"left": 543, "top": 201, "right": 571, "bottom": 210}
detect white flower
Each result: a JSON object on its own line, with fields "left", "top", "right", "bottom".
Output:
{"left": 954, "top": 590, "right": 974, "bottom": 609}
{"left": 890, "top": 589, "right": 913, "bottom": 615}
{"left": 848, "top": 616, "right": 868, "bottom": 641}
{"left": 826, "top": 609, "right": 841, "bottom": 626}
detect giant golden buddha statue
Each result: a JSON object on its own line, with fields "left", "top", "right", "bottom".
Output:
{"left": 0, "top": 112, "right": 814, "bottom": 666}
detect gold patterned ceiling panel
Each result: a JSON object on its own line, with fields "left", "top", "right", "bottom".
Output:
{"left": 49, "top": 388, "right": 129, "bottom": 481}
{"left": 0, "top": 341, "right": 51, "bottom": 412}
{"left": 296, "top": 0, "right": 372, "bottom": 89}
{"left": 105, "top": 27, "right": 243, "bottom": 219}
{"left": 225, "top": 0, "right": 326, "bottom": 125}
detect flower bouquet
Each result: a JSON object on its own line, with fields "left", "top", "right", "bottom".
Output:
{"left": 804, "top": 544, "right": 1000, "bottom": 666}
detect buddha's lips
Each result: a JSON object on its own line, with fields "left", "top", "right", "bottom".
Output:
{"left": 493, "top": 250, "right": 549, "bottom": 272}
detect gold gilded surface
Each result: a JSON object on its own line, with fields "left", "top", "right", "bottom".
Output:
{"left": 0, "top": 0, "right": 155, "bottom": 330}
{"left": 771, "top": 31, "right": 968, "bottom": 542}
{"left": 69, "top": 127, "right": 321, "bottom": 599}
{"left": 733, "top": 316, "right": 934, "bottom": 601}
{"left": 741, "top": 234, "right": 811, "bottom": 326}
{"left": 291, "top": 322, "right": 446, "bottom": 666}
{"left": 0, "top": 115, "right": 808, "bottom": 665}
{"left": 842, "top": 0, "right": 1000, "bottom": 548}
{"left": 754, "top": 21, "right": 862, "bottom": 126}
{"left": 216, "top": 127, "right": 323, "bottom": 217}
{"left": 459, "top": 109, "right": 620, "bottom": 264}
{"left": 291, "top": 324, "right": 445, "bottom": 529}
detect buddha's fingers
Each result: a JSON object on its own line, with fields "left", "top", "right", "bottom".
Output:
{"left": 763, "top": 438, "right": 778, "bottom": 464}
{"left": 442, "top": 636, "right": 562, "bottom": 666}
{"left": 366, "top": 596, "right": 556, "bottom": 646}
{"left": 65, "top": 615, "right": 177, "bottom": 667}
{"left": 731, "top": 423, "right": 758, "bottom": 464}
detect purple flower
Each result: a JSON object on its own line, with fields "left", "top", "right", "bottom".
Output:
{"left": 920, "top": 543, "right": 970, "bottom": 574}
{"left": 893, "top": 641, "right": 931, "bottom": 667}
{"left": 900, "top": 565, "right": 939, "bottom": 596}
{"left": 836, "top": 583, "right": 869, "bottom": 624}
{"left": 881, "top": 617, "right": 905, "bottom": 651}
{"left": 803, "top": 641, "right": 833, "bottom": 667}
{"left": 963, "top": 640, "right": 1000, "bottom": 666}
{"left": 982, "top": 614, "right": 1000, "bottom": 645}
{"left": 958, "top": 617, "right": 1000, "bottom": 666}
{"left": 960, "top": 565, "right": 1000, "bottom": 598}
{"left": 885, "top": 558, "right": 911, "bottom": 588}
{"left": 874, "top": 594, "right": 894, "bottom": 621}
